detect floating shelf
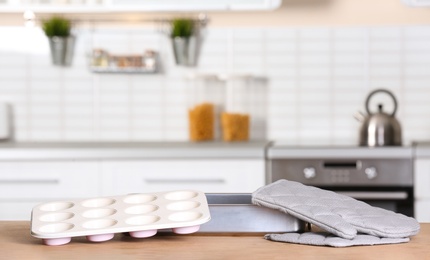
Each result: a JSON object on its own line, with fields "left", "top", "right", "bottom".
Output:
{"left": 0, "top": 0, "right": 282, "bottom": 13}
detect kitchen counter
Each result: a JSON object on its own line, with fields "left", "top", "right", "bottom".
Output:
{"left": 0, "top": 141, "right": 270, "bottom": 160}
{"left": 0, "top": 141, "right": 417, "bottom": 161}
{"left": 1, "top": 222, "right": 428, "bottom": 259}
{"left": 268, "top": 143, "right": 413, "bottom": 159}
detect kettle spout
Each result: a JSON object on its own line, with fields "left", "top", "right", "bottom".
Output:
{"left": 354, "top": 111, "right": 366, "bottom": 122}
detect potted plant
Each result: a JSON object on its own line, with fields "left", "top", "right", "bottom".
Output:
{"left": 170, "top": 17, "right": 202, "bottom": 67}
{"left": 42, "top": 16, "right": 75, "bottom": 66}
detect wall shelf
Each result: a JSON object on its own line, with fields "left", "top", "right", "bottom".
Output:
{"left": 89, "top": 49, "right": 159, "bottom": 74}
{"left": 0, "top": 0, "right": 282, "bottom": 13}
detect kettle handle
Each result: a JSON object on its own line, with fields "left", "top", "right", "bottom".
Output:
{"left": 365, "top": 89, "right": 398, "bottom": 116}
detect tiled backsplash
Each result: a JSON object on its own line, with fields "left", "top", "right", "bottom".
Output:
{"left": 0, "top": 25, "right": 429, "bottom": 145}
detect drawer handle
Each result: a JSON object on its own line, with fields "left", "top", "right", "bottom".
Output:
{"left": 0, "top": 179, "right": 60, "bottom": 185}
{"left": 336, "top": 191, "right": 408, "bottom": 200}
{"left": 144, "top": 179, "right": 225, "bottom": 184}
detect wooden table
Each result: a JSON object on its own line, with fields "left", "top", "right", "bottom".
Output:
{"left": 1, "top": 221, "right": 429, "bottom": 259}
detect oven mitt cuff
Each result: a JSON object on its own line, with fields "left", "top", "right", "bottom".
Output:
{"left": 252, "top": 180, "right": 420, "bottom": 239}
{"left": 265, "top": 232, "right": 410, "bottom": 248}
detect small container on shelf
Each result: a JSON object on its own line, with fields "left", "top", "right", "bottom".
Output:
{"left": 91, "top": 49, "right": 109, "bottom": 67}
{"left": 187, "top": 74, "right": 225, "bottom": 142}
{"left": 89, "top": 48, "right": 159, "bottom": 74}
{"left": 222, "top": 75, "right": 267, "bottom": 142}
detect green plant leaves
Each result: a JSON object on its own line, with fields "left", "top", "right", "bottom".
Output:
{"left": 170, "top": 18, "right": 195, "bottom": 38}
{"left": 42, "top": 16, "right": 71, "bottom": 37}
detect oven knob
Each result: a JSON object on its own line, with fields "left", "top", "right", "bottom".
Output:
{"left": 365, "top": 167, "right": 377, "bottom": 179}
{"left": 303, "top": 167, "right": 316, "bottom": 179}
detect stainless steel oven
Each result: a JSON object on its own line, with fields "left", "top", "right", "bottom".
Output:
{"left": 267, "top": 146, "right": 414, "bottom": 217}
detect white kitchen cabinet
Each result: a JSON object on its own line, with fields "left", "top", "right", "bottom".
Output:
{"left": 414, "top": 159, "right": 430, "bottom": 222}
{"left": 0, "top": 161, "right": 100, "bottom": 220}
{"left": 0, "top": 201, "right": 44, "bottom": 220}
{"left": 101, "top": 159, "right": 265, "bottom": 195}
{"left": 415, "top": 200, "right": 430, "bottom": 223}
{"left": 0, "top": 158, "right": 266, "bottom": 220}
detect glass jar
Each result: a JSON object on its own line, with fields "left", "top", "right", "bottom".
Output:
{"left": 187, "top": 74, "right": 225, "bottom": 141}
{"left": 222, "top": 75, "right": 267, "bottom": 142}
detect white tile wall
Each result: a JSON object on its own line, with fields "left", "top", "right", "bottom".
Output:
{"left": 0, "top": 25, "right": 430, "bottom": 145}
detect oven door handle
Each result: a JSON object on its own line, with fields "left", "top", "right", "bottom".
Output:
{"left": 336, "top": 191, "right": 408, "bottom": 200}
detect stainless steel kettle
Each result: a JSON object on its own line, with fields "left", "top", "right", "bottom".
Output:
{"left": 355, "top": 89, "right": 402, "bottom": 146}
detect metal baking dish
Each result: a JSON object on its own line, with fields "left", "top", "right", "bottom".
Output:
{"left": 198, "top": 193, "right": 305, "bottom": 233}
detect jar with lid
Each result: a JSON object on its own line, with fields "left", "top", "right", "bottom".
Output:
{"left": 187, "top": 74, "right": 225, "bottom": 141}
{"left": 222, "top": 75, "right": 267, "bottom": 142}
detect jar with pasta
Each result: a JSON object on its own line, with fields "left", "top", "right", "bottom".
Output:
{"left": 223, "top": 75, "right": 267, "bottom": 142}
{"left": 187, "top": 74, "right": 225, "bottom": 141}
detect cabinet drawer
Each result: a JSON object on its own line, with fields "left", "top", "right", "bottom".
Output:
{"left": 0, "top": 161, "right": 100, "bottom": 199}
{"left": 415, "top": 200, "right": 430, "bottom": 223}
{"left": 102, "top": 160, "right": 265, "bottom": 195}
{"left": 0, "top": 201, "right": 42, "bottom": 220}
{"left": 414, "top": 159, "right": 430, "bottom": 199}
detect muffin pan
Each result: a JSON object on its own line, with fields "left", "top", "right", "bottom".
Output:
{"left": 31, "top": 190, "right": 211, "bottom": 246}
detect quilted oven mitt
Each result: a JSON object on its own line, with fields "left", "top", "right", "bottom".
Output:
{"left": 252, "top": 180, "right": 420, "bottom": 247}
{"left": 265, "top": 232, "right": 410, "bottom": 247}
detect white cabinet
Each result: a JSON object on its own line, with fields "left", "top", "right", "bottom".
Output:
{"left": 0, "top": 158, "right": 266, "bottom": 220}
{"left": 101, "top": 159, "right": 265, "bottom": 195}
{"left": 0, "top": 161, "right": 100, "bottom": 220}
{"left": 414, "top": 159, "right": 430, "bottom": 222}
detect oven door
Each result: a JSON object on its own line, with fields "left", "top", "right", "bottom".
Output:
{"left": 317, "top": 186, "right": 414, "bottom": 217}
{"left": 269, "top": 158, "right": 414, "bottom": 217}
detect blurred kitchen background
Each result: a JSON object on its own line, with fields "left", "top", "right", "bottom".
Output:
{"left": 0, "top": 0, "right": 429, "bottom": 145}
{"left": 1, "top": 0, "right": 430, "bottom": 223}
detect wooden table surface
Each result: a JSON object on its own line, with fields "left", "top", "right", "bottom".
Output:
{"left": 1, "top": 221, "right": 429, "bottom": 260}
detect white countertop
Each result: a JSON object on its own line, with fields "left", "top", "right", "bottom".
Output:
{"left": 0, "top": 141, "right": 271, "bottom": 160}
{"left": 0, "top": 141, "right": 427, "bottom": 160}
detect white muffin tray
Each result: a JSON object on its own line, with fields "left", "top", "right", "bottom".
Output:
{"left": 31, "top": 190, "right": 211, "bottom": 246}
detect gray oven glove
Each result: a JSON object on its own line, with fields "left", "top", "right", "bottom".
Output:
{"left": 252, "top": 180, "right": 420, "bottom": 247}
{"left": 265, "top": 232, "right": 410, "bottom": 248}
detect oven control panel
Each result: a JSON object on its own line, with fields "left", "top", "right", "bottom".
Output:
{"left": 328, "top": 170, "right": 350, "bottom": 183}
{"left": 303, "top": 167, "right": 351, "bottom": 183}
{"left": 303, "top": 161, "right": 358, "bottom": 184}
{"left": 270, "top": 159, "right": 413, "bottom": 186}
